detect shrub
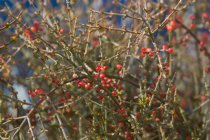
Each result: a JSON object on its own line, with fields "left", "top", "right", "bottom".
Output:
{"left": 0, "top": 0, "right": 209, "bottom": 139}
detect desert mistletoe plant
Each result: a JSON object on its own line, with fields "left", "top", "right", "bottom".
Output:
{"left": 0, "top": 0, "right": 210, "bottom": 139}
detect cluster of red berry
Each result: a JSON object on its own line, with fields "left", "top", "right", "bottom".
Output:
{"left": 140, "top": 45, "right": 173, "bottom": 58}
{"left": 24, "top": 21, "right": 42, "bottom": 40}
{"left": 28, "top": 88, "right": 44, "bottom": 98}
{"left": 75, "top": 64, "right": 124, "bottom": 99}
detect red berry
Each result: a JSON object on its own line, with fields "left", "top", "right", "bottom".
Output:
{"left": 78, "top": 81, "right": 84, "bottom": 87}
{"left": 140, "top": 53, "right": 145, "bottom": 58}
{"left": 112, "top": 91, "right": 117, "bottom": 96}
{"left": 99, "top": 73, "right": 105, "bottom": 79}
{"left": 102, "top": 84, "right": 108, "bottom": 88}
{"left": 30, "top": 26, "right": 37, "bottom": 32}
{"left": 166, "top": 24, "right": 173, "bottom": 32}
{"left": 202, "top": 12, "right": 209, "bottom": 19}
{"left": 189, "top": 15, "right": 195, "bottom": 20}
{"left": 24, "top": 29, "right": 31, "bottom": 35}
{"left": 141, "top": 47, "right": 147, "bottom": 53}
{"left": 190, "top": 23, "right": 196, "bottom": 29}
{"left": 97, "top": 95, "right": 104, "bottom": 100}
{"left": 60, "top": 97, "right": 66, "bottom": 102}
{"left": 200, "top": 95, "right": 207, "bottom": 101}
{"left": 28, "top": 35, "right": 33, "bottom": 40}
{"left": 65, "top": 92, "right": 71, "bottom": 99}
{"left": 33, "top": 21, "right": 39, "bottom": 27}
{"left": 148, "top": 52, "right": 154, "bottom": 57}
{"left": 170, "top": 20, "right": 177, "bottom": 29}
{"left": 146, "top": 48, "right": 152, "bottom": 52}
{"left": 155, "top": 117, "right": 160, "bottom": 122}
{"left": 184, "top": 35, "right": 190, "bottom": 41}
{"left": 106, "top": 84, "right": 110, "bottom": 88}
{"left": 116, "top": 64, "right": 123, "bottom": 69}
{"left": 47, "top": 117, "right": 52, "bottom": 123}
{"left": 202, "top": 32, "right": 209, "bottom": 41}
{"left": 59, "top": 28, "right": 65, "bottom": 34}
{"left": 107, "top": 78, "right": 112, "bottom": 83}
{"left": 95, "top": 65, "right": 101, "bottom": 72}
{"left": 121, "top": 114, "right": 127, "bottom": 118}
{"left": 199, "top": 41, "right": 205, "bottom": 47}
{"left": 30, "top": 92, "right": 36, "bottom": 98}
{"left": 48, "top": 110, "right": 52, "bottom": 115}
{"left": 168, "top": 48, "right": 173, "bottom": 53}
{"left": 124, "top": 131, "right": 133, "bottom": 140}
{"left": 181, "top": 98, "right": 188, "bottom": 109}
{"left": 103, "top": 66, "right": 108, "bottom": 70}
{"left": 85, "top": 83, "right": 91, "bottom": 90}
{"left": 118, "top": 122, "right": 124, "bottom": 127}
{"left": 103, "top": 77, "right": 108, "bottom": 81}
{"left": 117, "top": 84, "right": 123, "bottom": 90}
{"left": 35, "top": 88, "right": 44, "bottom": 95}
{"left": 52, "top": 78, "right": 60, "bottom": 85}
{"left": 73, "top": 124, "right": 78, "bottom": 131}
{"left": 91, "top": 40, "right": 99, "bottom": 47}
{"left": 118, "top": 101, "right": 123, "bottom": 106}
{"left": 117, "top": 109, "right": 126, "bottom": 113}
{"left": 162, "top": 44, "right": 169, "bottom": 50}
{"left": 101, "top": 66, "right": 108, "bottom": 72}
